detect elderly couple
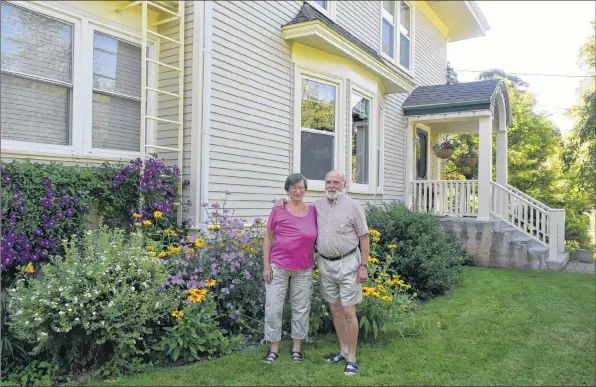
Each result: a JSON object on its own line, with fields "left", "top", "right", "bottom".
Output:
{"left": 262, "top": 170, "right": 369, "bottom": 376}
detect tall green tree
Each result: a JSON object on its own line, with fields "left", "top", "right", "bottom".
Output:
{"left": 445, "top": 69, "right": 591, "bottom": 241}
{"left": 563, "top": 21, "right": 595, "bottom": 203}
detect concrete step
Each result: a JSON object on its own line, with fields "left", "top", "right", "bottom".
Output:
{"left": 545, "top": 252, "right": 570, "bottom": 271}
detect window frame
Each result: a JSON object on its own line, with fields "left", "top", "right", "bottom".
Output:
{"left": 293, "top": 67, "right": 345, "bottom": 192}
{"left": 0, "top": 0, "right": 156, "bottom": 161}
{"left": 380, "top": 0, "right": 415, "bottom": 74}
{"left": 348, "top": 83, "right": 377, "bottom": 194}
{"left": 306, "top": 0, "right": 336, "bottom": 20}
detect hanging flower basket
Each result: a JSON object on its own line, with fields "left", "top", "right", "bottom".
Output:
{"left": 433, "top": 148, "right": 455, "bottom": 159}
{"left": 431, "top": 136, "right": 459, "bottom": 159}
{"left": 457, "top": 153, "right": 479, "bottom": 167}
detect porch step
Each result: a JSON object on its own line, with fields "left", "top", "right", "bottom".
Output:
{"left": 545, "top": 252, "right": 570, "bottom": 271}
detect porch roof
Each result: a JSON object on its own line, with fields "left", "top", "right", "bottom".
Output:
{"left": 403, "top": 80, "right": 511, "bottom": 126}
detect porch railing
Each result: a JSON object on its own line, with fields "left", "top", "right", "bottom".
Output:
{"left": 411, "top": 180, "right": 478, "bottom": 216}
{"left": 410, "top": 180, "right": 566, "bottom": 260}
{"left": 490, "top": 181, "right": 565, "bottom": 259}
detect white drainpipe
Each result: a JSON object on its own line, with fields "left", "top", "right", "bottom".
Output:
{"left": 199, "top": 0, "right": 213, "bottom": 225}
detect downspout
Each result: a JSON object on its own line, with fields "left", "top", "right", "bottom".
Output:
{"left": 200, "top": 0, "right": 213, "bottom": 225}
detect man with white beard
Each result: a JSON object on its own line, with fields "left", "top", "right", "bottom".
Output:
{"left": 275, "top": 170, "right": 370, "bottom": 376}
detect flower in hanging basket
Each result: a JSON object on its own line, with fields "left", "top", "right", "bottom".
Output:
{"left": 432, "top": 137, "right": 459, "bottom": 151}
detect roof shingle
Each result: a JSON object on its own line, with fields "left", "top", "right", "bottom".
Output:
{"left": 283, "top": 2, "right": 384, "bottom": 63}
{"left": 403, "top": 79, "right": 501, "bottom": 108}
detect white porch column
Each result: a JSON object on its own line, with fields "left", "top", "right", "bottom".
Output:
{"left": 495, "top": 130, "right": 508, "bottom": 217}
{"left": 496, "top": 131, "right": 508, "bottom": 186}
{"left": 477, "top": 116, "right": 493, "bottom": 220}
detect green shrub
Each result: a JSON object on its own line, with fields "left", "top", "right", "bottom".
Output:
{"left": 153, "top": 295, "right": 242, "bottom": 363}
{"left": 7, "top": 228, "right": 178, "bottom": 379}
{"left": 366, "top": 202, "right": 470, "bottom": 300}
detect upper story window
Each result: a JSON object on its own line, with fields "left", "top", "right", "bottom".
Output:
{"left": 307, "top": 0, "right": 336, "bottom": 20}
{"left": 0, "top": 1, "right": 150, "bottom": 159}
{"left": 381, "top": 1, "right": 413, "bottom": 71}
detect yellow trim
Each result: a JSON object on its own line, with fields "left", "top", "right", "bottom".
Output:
{"left": 283, "top": 20, "right": 414, "bottom": 93}
{"left": 414, "top": 2, "right": 449, "bottom": 39}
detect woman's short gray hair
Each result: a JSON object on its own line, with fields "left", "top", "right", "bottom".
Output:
{"left": 284, "top": 173, "right": 308, "bottom": 192}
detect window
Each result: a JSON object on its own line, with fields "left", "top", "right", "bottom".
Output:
{"left": 381, "top": 1, "right": 413, "bottom": 71}
{"left": 0, "top": 1, "right": 150, "bottom": 159}
{"left": 351, "top": 93, "right": 370, "bottom": 185}
{"left": 416, "top": 128, "right": 427, "bottom": 179}
{"left": 381, "top": 1, "right": 395, "bottom": 58}
{"left": 399, "top": 1, "right": 411, "bottom": 69}
{"left": 300, "top": 78, "right": 337, "bottom": 181}
{"left": 1, "top": 2, "right": 73, "bottom": 146}
{"left": 307, "top": 0, "right": 336, "bottom": 19}
{"left": 92, "top": 32, "right": 142, "bottom": 152}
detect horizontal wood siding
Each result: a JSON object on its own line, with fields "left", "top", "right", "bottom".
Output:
{"left": 209, "top": 0, "right": 301, "bottom": 220}
{"left": 335, "top": 1, "right": 380, "bottom": 51}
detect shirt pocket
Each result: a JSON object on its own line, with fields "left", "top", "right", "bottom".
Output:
{"left": 335, "top": 215, "right": 353, "bottom": 235}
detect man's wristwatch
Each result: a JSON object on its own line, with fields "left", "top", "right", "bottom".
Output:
{"left": 359, "top": 264, "right": 367, "bottom": 268}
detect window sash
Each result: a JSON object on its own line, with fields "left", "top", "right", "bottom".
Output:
{"left": 351, "top": 93, "right": 371, "bottom": 185}
{"left": 0, "top": 1, "right": 150, "bottom": 159}
{"left": 298, "top": 75, "right": 339, "bottom": 182}
{"left": 381, "top": 1, "right": 412, "bottom": 70}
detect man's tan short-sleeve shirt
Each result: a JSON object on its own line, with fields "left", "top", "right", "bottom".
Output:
{"left": 313, "top": 194, "right": 369, "bottom": 257}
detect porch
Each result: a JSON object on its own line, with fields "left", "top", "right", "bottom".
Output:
{"left": 403, "top": 80, "right": 567, "bottom": 268}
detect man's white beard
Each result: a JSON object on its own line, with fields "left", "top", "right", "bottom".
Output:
{"left": 325, "top": 190, "right": 343, "bottom": 201}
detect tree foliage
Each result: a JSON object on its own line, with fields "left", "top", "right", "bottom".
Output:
{"left": 562, "top": 21, "right": 595, "bottom": 202}
{"left": 445, "top": 67, "right": 591, "bottom": 242}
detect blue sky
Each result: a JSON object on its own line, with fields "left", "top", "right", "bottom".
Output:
{"left": 447, "top": 1, "right": 595, "bottom": 134}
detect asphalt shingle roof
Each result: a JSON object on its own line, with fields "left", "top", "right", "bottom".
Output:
{"left": 403, "top": 79, "right": 501, "bottom": 108}
{"left": 283, "top": 3, "right": 384, "bottom": 63}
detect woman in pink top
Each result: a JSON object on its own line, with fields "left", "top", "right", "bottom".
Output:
{"left": 262, "top": 173, "right": 317, "bottom": 363}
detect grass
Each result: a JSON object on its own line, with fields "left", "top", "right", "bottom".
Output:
{"left": 103, "top": 267, "right": 596, "bottom": 386}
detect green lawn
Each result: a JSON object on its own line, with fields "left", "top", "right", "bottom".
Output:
{"left": 104, "top": 267, "right": 596, "bottom": 386}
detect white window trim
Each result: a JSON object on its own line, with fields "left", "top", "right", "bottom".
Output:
{"left": 380, "top": 0, "right": 415, "bottom": 75}
{"left": 376, "top": 98, "right": 385, "bottom": 193}
{"left": 306, "top": 0, "right": 337, "bottom": 20}
{"left": 0, "top": 0, "right": 156, "bottom": 161}
{"left": 348, "top": 83, "right": 378, "bottom": 195}
{"left": 293, "top": 66, "right": 346, "bottom": 192}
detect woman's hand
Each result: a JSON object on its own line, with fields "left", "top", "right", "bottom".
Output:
{"left": 263, "top": 265, "right": 273, "bottom": 284}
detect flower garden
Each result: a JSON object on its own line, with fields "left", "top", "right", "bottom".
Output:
{"left": 1, "top": 158, "right": 471, "bottom": 386}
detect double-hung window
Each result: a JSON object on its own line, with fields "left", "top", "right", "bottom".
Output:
{"left": 1, "top": 1, "right": 73, "bottom": 146}
{"left": 381, "top": 1, "right": 413, "bottom": 71}
{"left": 300, "top": 78, "right": 337, "bottom": 181}
{"left": 92, "top": 32, "right": 142, "bottom": 152}
{"left": 0, "top": 1, "right": 147, "bottom": 159}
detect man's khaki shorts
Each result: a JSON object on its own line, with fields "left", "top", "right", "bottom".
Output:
{"left": 318, "top": 249, "right": 362, "bottom": 306}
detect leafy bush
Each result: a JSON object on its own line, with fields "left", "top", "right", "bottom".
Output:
{"left": 0, "top": 157, "right": 190, "bottom": 279}
{"left": 7, "top": 228, "right": 178, "bottom": 378}
{"left": 157, "top": 193, "right": 266, "bottom": 339}
{"left": 0, "top": 162, "right": 95, "bottom": 277}
{"left": 358, "top": 241, "right": 417, "bottom": 340}
{"left": 366, "top": 202, "right": 470, "bottom": 300}
{"left": 153, "top": 291, "right": 241, "bottom": 363}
